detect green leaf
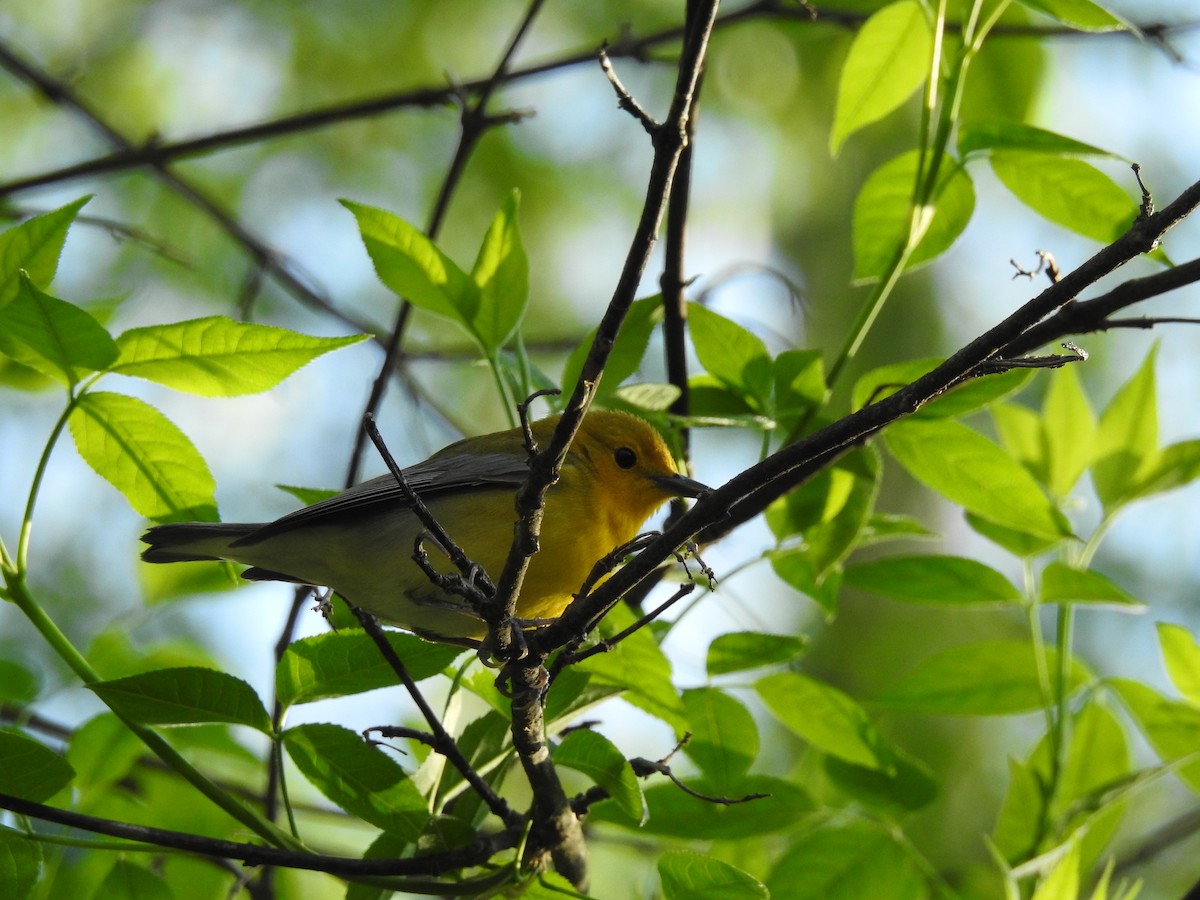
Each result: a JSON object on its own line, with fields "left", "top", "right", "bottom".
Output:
{"left": 966, "top": 511, "right": 1060, "bottom": 558}
{"left": 470, "top": 191, "right": 528, "bottom": 351}
{"left": 592, "top": 773, "right": 811, "bottom": 838}
{"left": 274, "top": 484, "right": 338, "bottom": 506}
{"left": 757, "top": 671, "right": 892, "bottom": 770}
{"left": 553, "top": 729, "right": 644, "bottom": 823}
{"left": 0, "top": 827, "right": 40, "bottom": 900}
{"left": 1042, "top": 364, "right": 1096, "bottom": 498}
{"left": 766, "top": 822, "right": 927, "bottom": 899}
{"left": 342, "top": 199, "right": 478, "bottom": 327}
{"left": 0, "top": 274, "right": 118, "bottom": 387}
{"left": 0, "top": 197, "right": 90, "bottom": 309}
{"left": 884, "top": 418, "right": 1070, "bottom": 541}
{"left": 766, "top": 447, "right": 880, "bottom": 585}
{"left": 994, "top": 756, "right": 1049, "bottom": 863}
{"left": 845, "top": 555, "right": 1021, "bottom": 605}
{"left": 90, "top": 667, "right": 271, "bottom": 732}
{"left": 283, "top": 722, "right": 427, "bottom": 838}
{"left": 612, "top": 382, "right": 681, "bottom": 412}
{"left": 1158, "top": 623, "right": 1200, "bottom": 706}
{"left": 0, "top": 731, "right": 74, "bottom": 802}
{"left": 830, "top": 0, "right": 933, "bottom": 154}
{"left": 1092, "top": 350, "right": 1158, "bottom": 511}
{"left": 769, "top": 549, "right": 843, "bottom": 616}
{"left": 0, "top": 661, "right": 39, "bottom": 704}
{"left": 561, "top": 295, "right": 661, "bottom": 397}
{"left": 879, "top": 640, "right": 1090, "bottom": 715}
{"left": 824, "top": 747, "right": 938, "bottom": 813}
{"left": 111, "top": 317, "right": 366, "bottom": 396}
{"left": 853, "top": 151, "right": 975, "bottom": 282}
{"left": 1110, "top": 679, "right": 1200, "bottom": 793}
{"left": 991, "top": 152, "right": 1137, "bottom": 243}
{"left": 1054, "top": 697, "right": 1130, "bottom": 825}
{"left": 688, "top": 303, "right": 772, "bottom": 407}
{"left": 706, "top": 631, "right": 807, "bottom": 676}
{"left": 773, "top": 349, "right": 827, "bottom": 432}
{"left": 1031, "top": 834, "right": 1081, "bottom": 900}
{"left": 69, "top": 392, "right": 218, "bottom": 522}
{"left": 94, "top": 860, "right": 173, "bottom": 900}
{"left": 682, "top": 688, "right": 758, "bottom": 793}
{"left": 659, "top": 851, "right": 768, "bottom": 900}
{"left": 992, "top": 401, "right": 1047, "bottom": 483}
{"left": 1040, "top": 562, "right": 1144, "bottom": 611}
{"left": 276, "top": 630, "right": 463, "bottom": 707}
{"left": 579, "top": 605, "right": 684, "bottom": 730}
{"left": 1132, "top": 439, "right": 1200, "bottom": 500}
{"left": 1020, "top": 0, "right": 1132, "bottom": 32}
{"left": 67, "top": 714, "right": 143, "bottom": 798}
{"left": 958, "top": 120, "right": 1120, "bottom": 159}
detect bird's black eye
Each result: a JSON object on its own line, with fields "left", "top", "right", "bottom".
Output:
{"left": 614, "top": 447, "right": 637, "bottom": 469}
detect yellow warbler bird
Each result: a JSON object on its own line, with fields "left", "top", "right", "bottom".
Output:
{"left": 141, "top": 411, "right": 707, "bottom": 644}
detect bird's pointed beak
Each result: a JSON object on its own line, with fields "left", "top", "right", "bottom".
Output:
{"left": 653, "top": 472, "right": 710, "bottom": 499}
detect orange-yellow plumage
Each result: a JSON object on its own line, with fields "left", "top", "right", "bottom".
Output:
{"left": 141, "top": 411, "right": 706, "bottom": 643}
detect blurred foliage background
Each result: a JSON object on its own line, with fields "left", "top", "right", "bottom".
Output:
{"left": 3, "top": 1, "right": 1200, "bottom": 897}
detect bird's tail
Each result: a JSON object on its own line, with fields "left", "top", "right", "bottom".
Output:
{"left": 141, "top": 522, "right": 262, "bottom": 564}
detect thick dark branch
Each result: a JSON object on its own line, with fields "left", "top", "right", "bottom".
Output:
{"left": 529, "top": 175, "right": 1200, "bottom": 654}
{"left": 1001, "top": 256, "right": 1200, "bottom": 356}
{"left": 0, "top": 791, "right": 521, "bottom": 881}
{"left": 487, "top": 0, "right": 720, "bottom": 648}
{"left": 490, "top": 4, "right": 722, "bottom": 892}
{"left": 351, "top": 607, "right": 518, "bottom": 828}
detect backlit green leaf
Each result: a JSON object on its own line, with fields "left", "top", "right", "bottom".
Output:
{"left": 1040, "top": 562, "right": 1143, "bottom": 611}
{"left": 343, "top": 200, "right": 477, "bottom": 326}
{"left": 277, "top": 630, "right": 464, "bottom": 707}
{"left": 992, "top": 152, "right": 1136, "bottom": 243}
{"left": 688, "top": 303, "right": 772, "bottom": 407}
{"left": 112, "top": 317, "right": 365, "bottom": 396}
{"left": 831, "top": 0, "right": 932, "bottom": 154}
{"left": 1042, "top": 364, "right": 1096, "bottom": 498}
{"left": 682, "top": 688, "right": 758, "bottom": 793}
{"left": 470, "top": 191, "right": 528, "bottom": 351}
{"left": 0, "top": 197, "right": 90, "bottom": 309}
{"left": 0, "top": 275, "right": 117, "bottom": 386}
{"left": 1158, "top": 623, "right": 1200, "bottom": 706}
{"left": 853, "top": 151, "right": 975, "bottom": 281}
{"left": 958, "top": 120, "right": 1119, "bottom": 159}
{"left": 885, "top": 418, "right": 1069, "bottom": 540}
{"left": 1020, "top": 0, "right": 1131, "bottom": 32}
{"left": 284, "top": 722, "right": 427, "bottom": 838}
{"left": 1092, "top": 350, "right": 1158, "bottom": 511}
{"left": 69, "top": 392, "right": 218, "bottom": 522}
{"left": 758, "top": 671, "right": 891, "bottom": 770}
{"left": 553, "top": 729, "right": 644, "bottom": 823}
{"left": 561, "top": 294, "right": 661, "bottom": 396}
{"left": 1110, "top": 678, "right": 1200, "bottom": 794}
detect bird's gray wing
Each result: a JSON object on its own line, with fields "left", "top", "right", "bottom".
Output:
{"left": 232, "top": 451, "right": 530, "bottom": 545}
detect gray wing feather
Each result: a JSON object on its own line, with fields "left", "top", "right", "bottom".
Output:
{"left": 232, "top": 451, "right": 529, "bottom": 545}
